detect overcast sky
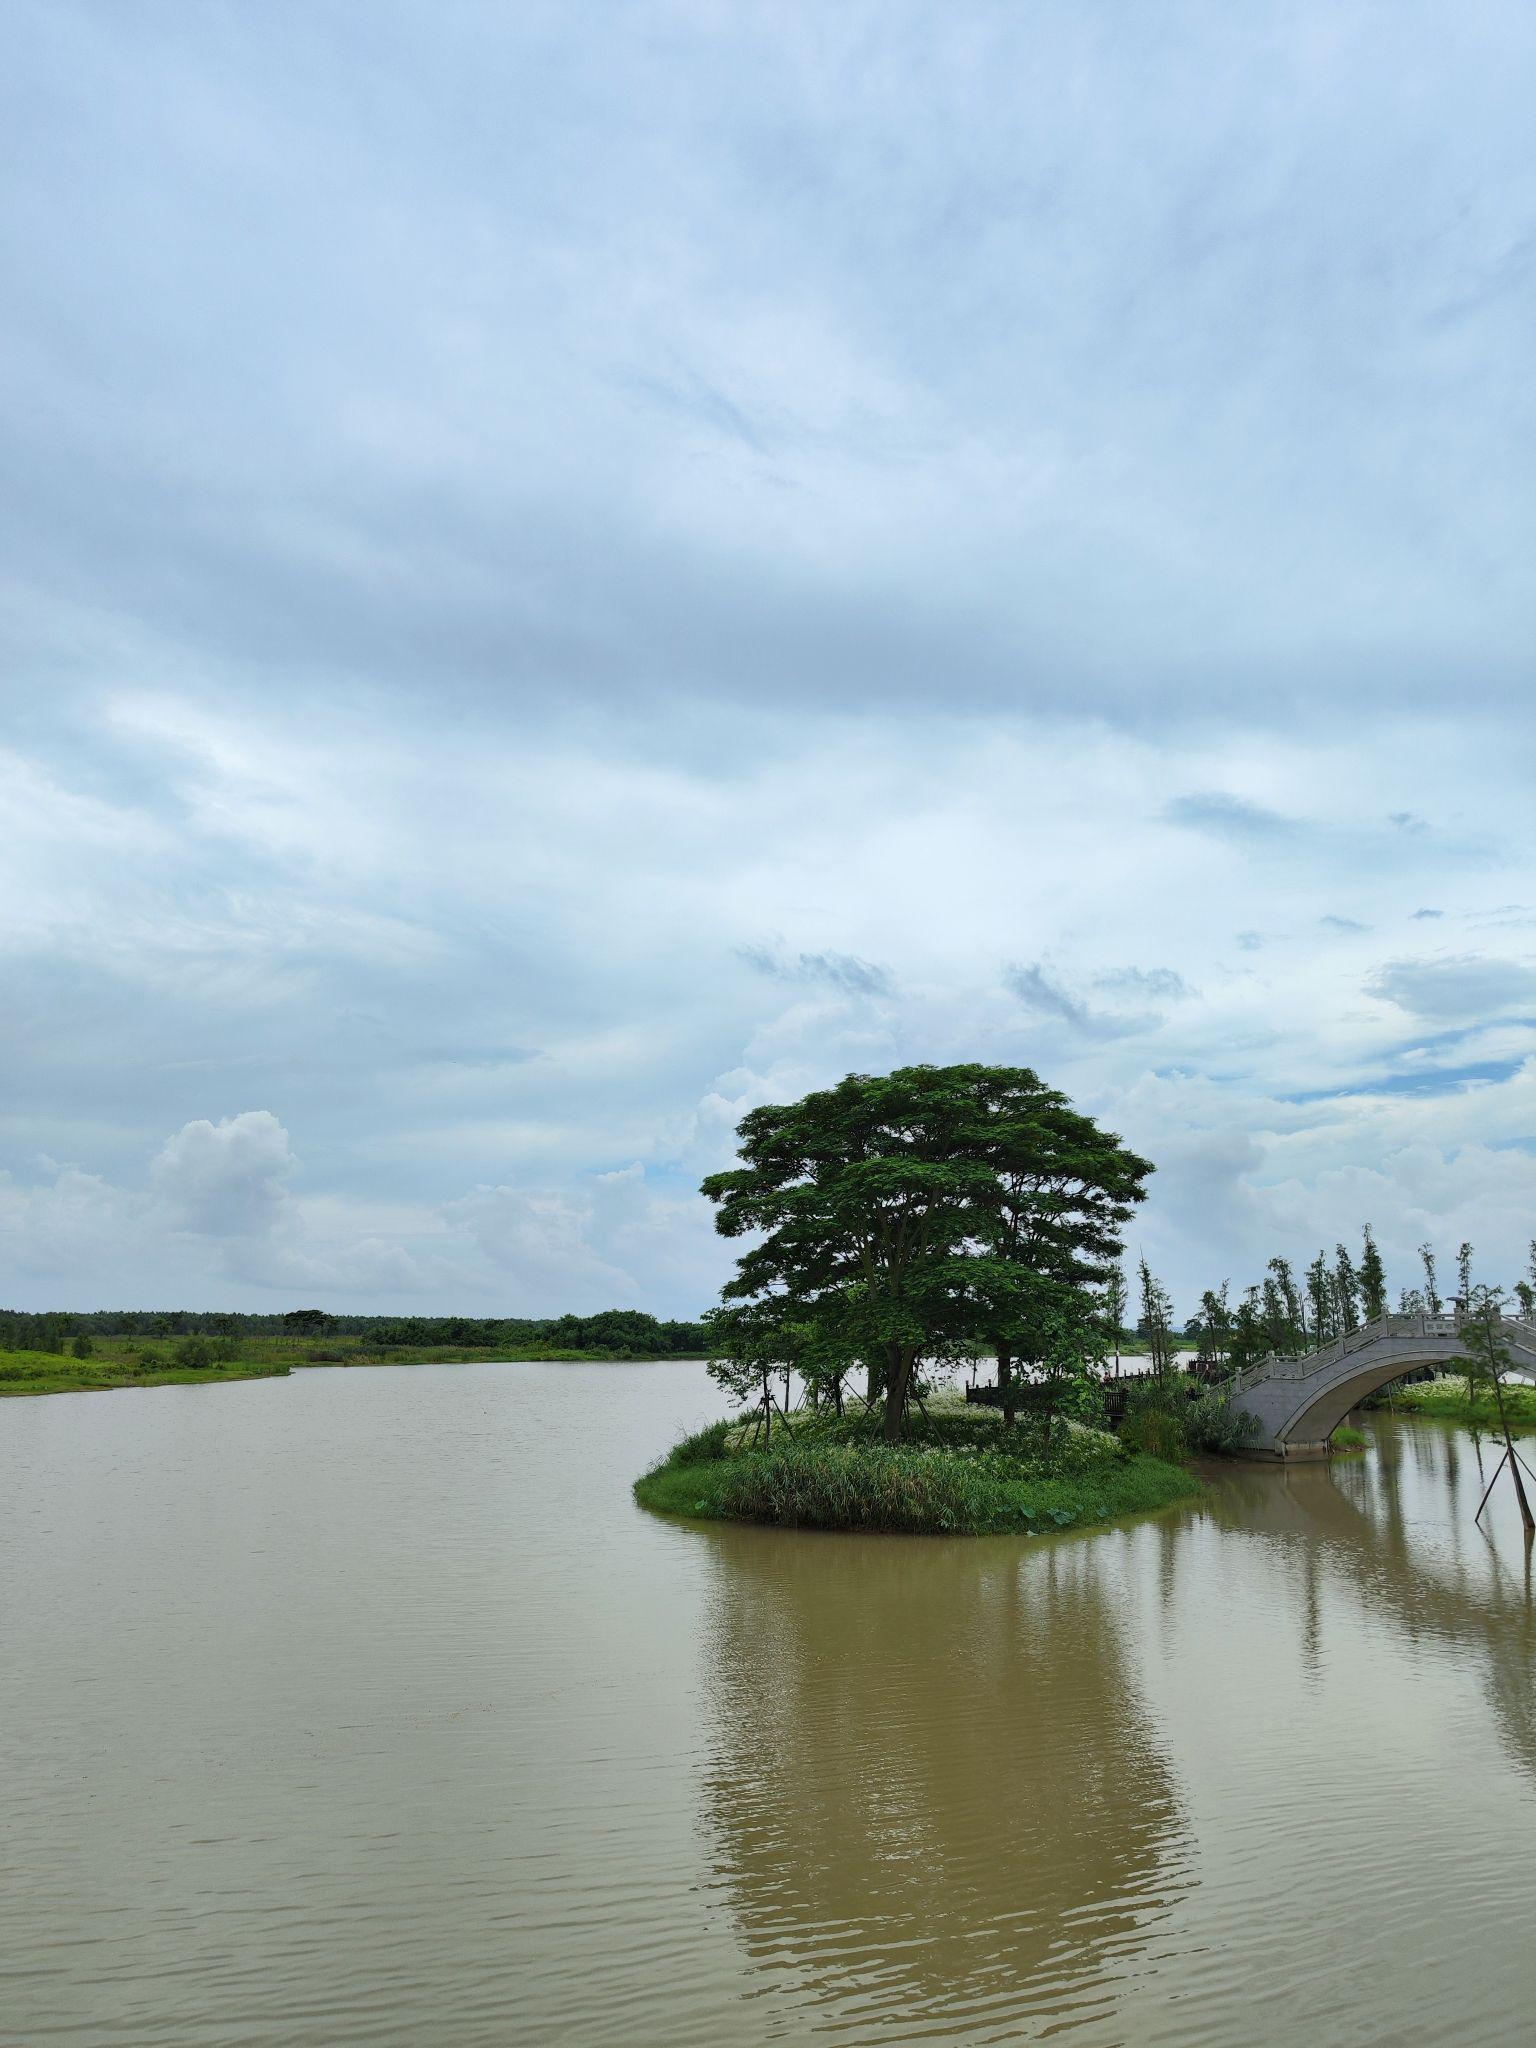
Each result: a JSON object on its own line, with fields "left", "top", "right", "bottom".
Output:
{"left": 3, "top": 1, "right": 1534, "bottom": 1318}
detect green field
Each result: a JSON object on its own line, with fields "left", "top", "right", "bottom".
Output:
{"left": 0, "top": 1336, "right": 701, "bottom": 1397}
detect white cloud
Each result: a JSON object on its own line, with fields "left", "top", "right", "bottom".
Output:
{"left": 151, "top": 1111, "right": 296, "bottom": 1236}
{"left": 2, "top": 5, "right": 1534, "bottom": 1315}
{"left": 1365, "top": 955, "right": 1536, "bottom": 1023}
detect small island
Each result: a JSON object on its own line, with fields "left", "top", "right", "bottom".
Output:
{"left": 634, "top": 1063, "right": 1536, "bottom": 1536}
{"left": 636, "top": 1062, "right": 1250, "bottom": 1537}
{"left": 636, "top": 1390, "right": 1206, "bottom": 1536}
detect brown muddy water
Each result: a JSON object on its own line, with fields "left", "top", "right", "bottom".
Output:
{"left": 4, "top": 1360, "right": 1536, "bottom": 2046}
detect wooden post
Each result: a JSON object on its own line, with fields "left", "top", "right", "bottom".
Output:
{"left": 1491, "top": 1367, "right": 1536, "bottom": 1530}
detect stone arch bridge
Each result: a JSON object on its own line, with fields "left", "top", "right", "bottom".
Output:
{"left": 1226, "top": 1311, "right": 1536, "bottom": 1459}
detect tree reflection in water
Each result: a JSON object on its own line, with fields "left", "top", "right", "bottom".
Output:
{"left": 694, "top": 1523, "right": 1194, "bottom": 2040}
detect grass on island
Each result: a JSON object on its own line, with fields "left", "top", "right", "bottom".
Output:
{"left": 635, "top": 1399, "right": 1205, "bottom": 1538}
{"left": 1386, "top": 1373, "right": 1536, "bottom": 1435}
{"left": 1330, "top": 1424, "right": 1368, "bottom": 1454}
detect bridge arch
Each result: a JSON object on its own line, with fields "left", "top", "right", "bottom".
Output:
{"left": 1225, "top": 1314, "right": 1536, "bottom": 1460}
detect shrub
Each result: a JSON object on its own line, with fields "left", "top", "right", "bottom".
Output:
{"left": 1117, "top": 1375, "right": 1258, "bottom": 1459}
{"left": 71, "top": 1334, "right": 94, "bottom": 1359}
{"left": 714, "top": 1442, "right": 1010, "bottom": 1533}
{"left": 1184, "top": 1390, "right": 1260, "bottom": 1455}
{"left": 662, "top": 1418, "right": 733, "bottom": 1467}
{"left": 1119, "top": 1380, "right": 1189, "bottom": 1460}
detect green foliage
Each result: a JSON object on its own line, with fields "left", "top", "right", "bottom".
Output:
{"left": 702, "top": 1063, "right": 1153, "bottom": 1442}
{"left": 1118, "top": 1384, "right": 1188, "bottom": 1462}
{"left": 1390, "top": 1370, "right": 1536, "bottom": 1434}
{"left": 661, "top": 1418, "right": 733, "bottom": 1467}
{"left": 71, "top": 1333, "right": 94, "bottom": 1359}
{"left": 1116, "top": 1373, "right": 1258, "bottom": 1458}
{"left": 0, "top": 1344, "right": 288, "bottom": 1397}
{"left": 1191, "top": 1282, "right": 1232, "bottom": 1370}
{"left": 1419, "top": 1242, "right": 1441, "bottom": 1314}
{"left": 1333, "top": 1242, "right": 1361, "bottom": 1334}
{"left": 1359, "top": 1227, "right": 1388, "bottom": 1322}
{"left": 1457, "top": 1242, "right": 1475, "bottom": 1306}
{"left": 1136, "top": 1258, "right": 1177, "bottom": 1377}
{"left": 1184, "top": 1389, "right": 1261, "bottom": 1454}
{"left": 0, "top": 1306, "right": 711, "bottom": 1360}
{"left": 635, "top": 1392, "right": 1203, "bottom": 1536}
{"left": 637, "top": 1432, "right": 1198, "bottom": 1536}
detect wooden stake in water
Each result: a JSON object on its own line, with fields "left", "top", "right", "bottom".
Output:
{"left": 1466, "top": 1289, "right": 1535, "bottom": 1533}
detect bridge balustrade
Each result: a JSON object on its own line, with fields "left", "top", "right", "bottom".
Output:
{"left": 1230, "top": 1310, "right": 1536, "bottom": 1399}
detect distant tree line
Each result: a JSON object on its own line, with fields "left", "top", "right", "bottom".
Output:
{"left": 0, "top": 1307, "right": 710, "bottom": 1358}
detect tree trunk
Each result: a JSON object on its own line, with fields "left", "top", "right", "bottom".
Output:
{"left": 882, "top": 1340, "right": 908, "bottom": 1442}
{"left": 996, "top": 1338, "right": 1015, "bottom": 1430}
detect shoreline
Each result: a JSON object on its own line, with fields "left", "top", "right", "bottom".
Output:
{"left": 0, "top": 1347, "right": 712, "bottom": 1398}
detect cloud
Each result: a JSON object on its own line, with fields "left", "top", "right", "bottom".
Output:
{"left": 151, "top": 1112, "right": 296, "bottom": 1237}
{"left": 1284, "top": 1057, "right": 1527, "bottom": 1103}
{"left": 1365, "top": 956, "right": 1536, "bottom": 1024}
{"left": 1320, "top": 915, "right": 1370, "bottom": 932}
{"left": 1163, "top": 793, "right": 1300, "bottom": 841}
{"left": 444, "top": 1184, "right": 638, "bottom": 1309}
{"left": 1093, "top": 966, "right": 1194, "bottom": 1001}
{"left": 1003, "top": 963, "right": 1154, "bottom": 1040}
{"left": 1, "top": 2, "right": 1535, "bottom": 1315}
{"left": 1413, "top": 908, "right": 1443, "bottom": 920}
{"left": 415, "top": 1045, "right": 543, "bottom": 1070}
{"left": 738, "top": 946, "right": 893, "bottom": 996}
{"left": 1, "top": 3, "right": 1531, "bottom": 735}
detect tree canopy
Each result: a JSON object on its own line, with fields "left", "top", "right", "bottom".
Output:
{"left": 701, "top": 1063, "right": 1153, "bottom": 1440}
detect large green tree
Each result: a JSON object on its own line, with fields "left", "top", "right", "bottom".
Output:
{"left": 954, "top": 1067, "right": 1152, "bottom": 1427}
{"left": 701, "top": 1063, "right": 1152, "bottom": 1442}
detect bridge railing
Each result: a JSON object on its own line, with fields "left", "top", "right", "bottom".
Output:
{"left": 1228, "top": 1310, "right": 1472, "bottom": 1396}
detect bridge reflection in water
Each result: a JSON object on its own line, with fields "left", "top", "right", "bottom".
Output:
{"left": 691, "top": 1414, "right": 1536, "bottom": 2047}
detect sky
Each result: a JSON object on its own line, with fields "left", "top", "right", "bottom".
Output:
{"left": 2, "top": 0, "right": 1534, "bottom": 1319}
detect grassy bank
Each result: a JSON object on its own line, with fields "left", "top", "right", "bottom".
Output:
{"left": 0, "top": 1337, "right": 706, "bottom": 1397}
{"left": 634, "top": 1409, "right": 1204, "bottom": 1537}
{"left": 1390, "top": 1374, "right": 1536, "bottom": 1434}
{"left": 0, "top": 1346, "right": 290, "bottom": 1397}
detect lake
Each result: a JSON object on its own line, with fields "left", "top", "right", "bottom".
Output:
{"left": 4, "top": 1360, "right": 1535, "bottom": 2045}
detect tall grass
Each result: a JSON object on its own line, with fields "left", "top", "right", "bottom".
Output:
{"left": 635, "top": 1430, "right": 1202, "bottom": 1536}
{"left": 1118, "top": 1376, "right": 1260, "bottom": 1458}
